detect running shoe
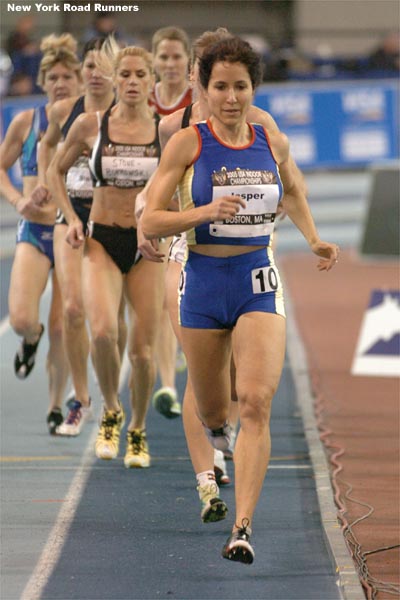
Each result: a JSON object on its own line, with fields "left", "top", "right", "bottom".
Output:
{"left": 14, "top": 324, "right": 44, "bottom": 379}
{"left": 203, "top": 421, "right": 232, "bottom": 452}
{"left": 46, "top": 408, "right": 63, "bottom": 436}
{"left": 214, "top": 449, "right": 231, "bottom": 486}
{"left": 152, "top": 386, "right": 181, "bottom": 419}
{"left": 95, "top": 408, "right": 125, "bottom": 460}
{"left": 124, "top": 429, "right": 151, "bottom": 468}
{"left": 57, "top": 398, "right": 93, "bottom": 437}
{"left": 221, "top": 519, "right": 255, "bottom": 564}
{"left": 197, "top": 481, "right": 228, "bottom": 523}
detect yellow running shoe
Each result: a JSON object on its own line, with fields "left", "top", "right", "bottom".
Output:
{"left": 124, "top": 429, "right": 151, "bottom": 468}
{"left": 95, "top": 408, "right": 125, "bottom": 460}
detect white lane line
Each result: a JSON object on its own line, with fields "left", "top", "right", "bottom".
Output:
{"left": 20, "top": 351, "right": 131, "bottom": 600}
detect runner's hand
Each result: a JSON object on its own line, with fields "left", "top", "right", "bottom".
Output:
{"left": 30, "top": 184, "right": 51, "bottom": 207}
{"left": 66, "top": 219, "right": 85, "bottom": 249}
{"left": 206, "top": 195, "right": 246, "bottom": 221}
{"left": 310, "top": 240, "right": 339, "bottom": 271}
{"left": 137, "top": 220, "right": 165, "bottom": 262}
{"left": 15, "top": 196, "right": 44, "bottom": 221}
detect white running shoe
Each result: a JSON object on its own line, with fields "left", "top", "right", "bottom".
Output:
{"left": 57, "top": 399, "right": 94, "bottom": 436}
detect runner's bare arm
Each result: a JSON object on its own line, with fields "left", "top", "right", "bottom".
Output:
{"left": 47, "top": 113, "right": 94, "bottom": 247}
{"left": 142, "top": 128, "right": 245, "bottom": 239}
{"left": 270, "top": 131, "right": 338, "bottom": 271}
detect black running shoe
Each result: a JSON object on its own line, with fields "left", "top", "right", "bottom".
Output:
{"left": 221, "top": 519, "right": 255, "bottom": 564}
{"left": 14, "top": 324, "right": 45, "bottom": 379}
{"left": 47, "top": 408, "right": 63, "bottom": 435}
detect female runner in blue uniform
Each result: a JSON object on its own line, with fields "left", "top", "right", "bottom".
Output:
{"left": 0, "top": 34, "right": 81, "bottom": 433}
{"left": 34, "top": 37, "right": 117, "bottom": 437}
{"left": 47, "top": 41, "right": 166, "bottom": 467}
{"left": 142, "top": 36, "right": 339, "bottom": 564}
{"left": 137, "top": 27, "right": 307, "bottom": 523}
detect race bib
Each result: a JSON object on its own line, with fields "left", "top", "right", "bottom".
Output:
{"left": 209, "top": 168, "right": 279, "bottom": 238}
{"left": 251, "top": 265, "right": 281, "bottom": 294}
{"left": 66, "top": 156, "right": 93, "bottom": 199}
{"left": 101, "top": 156, "right": 158, "bottom": 188}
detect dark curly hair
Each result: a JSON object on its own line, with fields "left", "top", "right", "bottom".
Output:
{"left": 199, "top": 36, "right": 263, "bottom": 90}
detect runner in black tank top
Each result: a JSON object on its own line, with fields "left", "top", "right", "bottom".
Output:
{"left": 47, "top": 43, "right": 170, "bottom": 469}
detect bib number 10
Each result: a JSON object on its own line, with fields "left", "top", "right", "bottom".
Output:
{"left": 251, "top": 266, "right": 280, "bottom": 294}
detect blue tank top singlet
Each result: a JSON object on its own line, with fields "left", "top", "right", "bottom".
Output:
{"left": 20, "top": 105, "right": 48, "bottom": 177}
{"left": 179, "top": 120, "right": 283, "bottom": 247}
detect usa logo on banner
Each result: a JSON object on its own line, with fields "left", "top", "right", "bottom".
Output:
{"left": 352, "top": 290, "right": 400, "bottom": 377}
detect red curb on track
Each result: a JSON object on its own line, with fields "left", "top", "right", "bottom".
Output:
{"left": 280, "top": 249, "right": 399, "bottom": 600}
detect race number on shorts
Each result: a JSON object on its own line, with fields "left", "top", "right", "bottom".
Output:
{"left": 251, "top": 265, "right": 280, "bottom": 294}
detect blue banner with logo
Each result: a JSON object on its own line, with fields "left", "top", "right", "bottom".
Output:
{"left": 1, "top": 80, "right": 399, "bottom": 188}
{"left": 255, "top": 79, "right": 399, "bottom": 169}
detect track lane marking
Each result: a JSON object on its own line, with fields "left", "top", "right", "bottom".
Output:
{"left": 20, "top": 351, "right": 130, "bottom": 600}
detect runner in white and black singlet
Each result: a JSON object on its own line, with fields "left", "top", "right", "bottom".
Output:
{"left": 33, "top": 37, "right": 119, "bottom": 438}
{"left": 47, "top": 39, "right": 168, "bottom": 468}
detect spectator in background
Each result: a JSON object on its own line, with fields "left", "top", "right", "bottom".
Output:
{"left": 6, "top": 16, "right": 38, "bottom": 57}
{"left": 368, "top": 31, "right": 400, "bottom": 73}
{"left": 6, "top": 16, "right": 41, "bottom": 93}
{"left": 81, "top": 11, "right": 137, "bottom": 48}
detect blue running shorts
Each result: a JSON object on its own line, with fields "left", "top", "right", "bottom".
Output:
{"left": 179, "top": 247, "right": 285, "bottom": 329}
{"left": 16, "top": 219, "right": 54, "bottom": 266}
